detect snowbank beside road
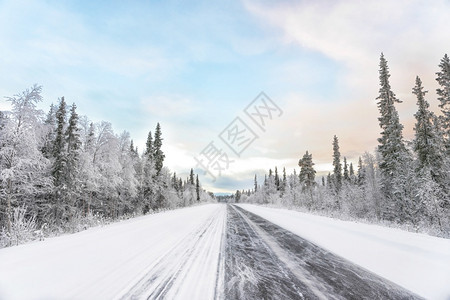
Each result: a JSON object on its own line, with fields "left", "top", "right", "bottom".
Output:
{"left": 237, "top": 204, "right": 450, "bottom": 300}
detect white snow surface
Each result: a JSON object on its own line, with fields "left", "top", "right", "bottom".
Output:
{"left": 0, "top": 204, "right": 227, "bottom": 300}
{"left": 237, "top": 204, "right": 450, "bottom": 300}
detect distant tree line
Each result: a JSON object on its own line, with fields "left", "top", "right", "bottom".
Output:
{"left": 0, "top": 88, "right": 212, "bottom": 247}
{"left": 243, "top": 54, "right": 450, "bottom": 236}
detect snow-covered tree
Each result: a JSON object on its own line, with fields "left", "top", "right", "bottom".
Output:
{"left": 196, "top": 174, "right": 200, "bottom": 202}
{"left": 332, "top": 135, "right": 342, "bottom": 193}
{"left": 65, "top": 104, "right": 82, "bottom": 192}
{"left": 41, "top": 104, "right": 56, "bottom": 159}
{"left": 298, "top": 151, "right": 316, "bottom": 191}
{"left": 413, "top": 76, "right": 446, "bottom": 184}
{"left": 357, "top": 156, "right": 365, "bottom": 186}
{"left": 376, "top": 54, "right": 411, "bottom": 219}
{"left": 343, "top": 157, "right": 349, "bottom": 181}
{"left": 0, "top": 85, "right": 52, "bottom": 237}
{"left": 52, "top": 97, "right": 67, "bottom": 188}
{"left": 436, "top": 54, "right": 450, "bottom": 154}
{"left": 189, "top": 168, "right": 195, "bottom": 185}
{"left": 153, "top": 123, "right": 165, "bottom": 176}
{"left": 273, "top": 167, "right": 279, "bottom": 191}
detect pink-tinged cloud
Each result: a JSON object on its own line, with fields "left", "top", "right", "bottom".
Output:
{"left": 244, "top": 0, "right": 450, "bottom": 172}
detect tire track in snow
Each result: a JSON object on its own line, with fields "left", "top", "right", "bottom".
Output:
{"left": 116, "top": 204, "right": 226, "bottom": 300}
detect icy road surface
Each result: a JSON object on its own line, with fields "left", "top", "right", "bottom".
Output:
{"left": 1, "top": 203, "right": 449, "bottom": 299}
{"left": 225, "top": 205, "right": 421, "bottom": 299}
{"left": 237, "top": 204, "right": 450, "bottom": 300}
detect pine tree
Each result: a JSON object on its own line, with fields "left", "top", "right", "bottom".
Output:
{"left": 413, "top": 76, "right": 447, "bottom": 188}
{"left": 145, "top": 131, "right": 153, "bottom": 158}
{"left": 42, "top": 104, "right": 56, "bottom": 158}
{"left": 65, "top": 103, "right": 82, "bottom": 190}
{"left": 196, "top": 175, "right": 200, "bottom": 201}
{"left": 235, "top": 190, "right": 241, "bottom": 203}
{"left": 357, "top": 156, "right": 365, "bottom": 185}
{"left": 436, "top": 54, "right": 450, "bottom": 154}
{"left": 189, "top": 168, "right": 195, "bottom": 185}
{"left": 282, "top": 167, "right": 287, "bottom": 193}
{"left": 129, "top": 139, "right": 138, "bottom": 158}
{"left": 332, "top": 135, "right": 342, "bottom": 192}
{"left": 172, "top": 172, "right": 178, "bottom": 191}
{"left": 343, "top": 157, "right": 349, "bottom": 181}
{"left": 349, "top": 162, "right": 354, "bottom": 177}
{"left": 86, "top": 122, "right": 95, "bottom": 153}
{"left": 413, "top": 77, "right": 441, "bottom": 169}
{"left": 298, "top": 151, "right": 316, "bottom": 190}
{"left": 153, "top": 123, "right": 165, "bottom": 176}
{"left": 274, "top": 167, "right": 280, "bottom": 190}
{"left": 376, "top": 54, "right": 409, "bottom": 199}
{"left": 52, "top": 97, "right": 67, "bottom": 187}
{"left": 376, "top": 54, "right": 413, "bottom": 221}
{"left": 254, "top": 174, "right": 258, "bottom": 192}
{"left": 326, "top": 173, "right": 332, "bottom": 189}
{"left": 142, "top": 130, "right": 155, "bottom": 213}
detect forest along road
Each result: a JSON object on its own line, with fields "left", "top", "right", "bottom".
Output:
{"left": 225, "top": 205, "right": 423, "bottom": 300}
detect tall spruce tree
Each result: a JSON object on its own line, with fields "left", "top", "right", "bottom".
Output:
{"left": 153, "top": 123, "right": 165, "bottom": 176}
{"left": 326, "top": 173, "right": 332, "bottom": 189}
{"left": 196, "top": 175, "right": 200, "bottom": 201}
{"left": 436, "top": 54, "right": 450, "bottom": 154}
{"left": 413, "top": 77, "right": 441, "bottom": 169}
{"left": 376, "top": 54, "right": 412, "bottom": 221}
{"left": 145, "top": 131, "right": 153, "bottom": 159}
{"left": 65, "top": 103, "right": 82, "bottom": 190}
{"left": 42, "top": 104, "right": 56, "bottom": 158}
{"left": 142, "top": 130, "right": 155, "bottom": 213}
{"left": 274, "top": 167, "right": 280, "bottom": 190}
{"left": 349, "top": 162, "right": 354, "bottom": 177}
{"left": 357, "top": 156, "right": 365, "bottom": 185}
{"left": 332, "top": 135, "right": 342, "bottom": 192}
{"left": 282, "top": 167, "right": 287, "bottom": 193}
{"left": 86, "top": 122, "right": 95, "bottom": 153}
{"left": 52, "top": 97, "right": 67, "bottom": 187}
{"left": 413, "top": 76, "right": 446, "bottom": 187}
{"left": 376, "top": 54, "right": 409, "bottom": 198}
{"left": 189, "top": 168, "right": 195, "bottom": 185}
{"left": 343, "top": 157, "right": 349, "bottom": 181}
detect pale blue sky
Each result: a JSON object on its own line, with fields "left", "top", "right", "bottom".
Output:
{"left": 1, "top": 0, "right": 449, "bottom": 192}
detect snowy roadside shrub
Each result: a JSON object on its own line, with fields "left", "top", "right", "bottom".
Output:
{"left": 0, "top": 206, "right": 37, "bottom": 248}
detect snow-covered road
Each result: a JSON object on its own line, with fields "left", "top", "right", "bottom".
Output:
{"left": 1, "top": 203, "right": 449, "bottom": 299}
{"left": 0, "top": 204, "right": 227, "bottom": 300}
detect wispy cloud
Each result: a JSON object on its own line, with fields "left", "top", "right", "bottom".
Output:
{"left": 245, "top": 0, "right": 450, "bottom": 101}
{"left": 242, "top": 0, "right": 450, "bottom": 175}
